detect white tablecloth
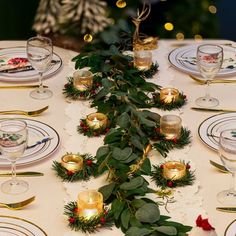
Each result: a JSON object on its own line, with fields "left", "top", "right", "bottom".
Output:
{"left": 0, "top": 39, "right": 236, "bottom": 235}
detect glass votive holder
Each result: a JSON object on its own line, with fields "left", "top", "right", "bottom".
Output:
{"left": 61, "top": 154, "right": 83, "bottom": 172}
{"left": 133, "top": 50, "right": 152, "bottom": 70}
{"left": 160, "top": 88, "right": 179, "bottom": 104}
{"left": 73, "top": 70, "right": 93, "bottom": 91}
{"left": 160, "top": 115, "right": 182, "bottom": 140}
{"left": 77, "top": 190, "right": 103, "bottom": 219}
{"left": 86, "top": 113, "right": 108, "bottom": 130}
{"left": 163, "top": 161, "right": 186, "bottom": 180}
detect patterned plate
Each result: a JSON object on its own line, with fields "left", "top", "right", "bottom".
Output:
{"left": 0, "top": 215, "right": 47, "bottom": 235}
{"left": 0, "top": 118, "right": 60, "bottom": 168}
{"left": 168, "top": 44, "right": 236, "bottom": 77}
{"left": 0, "top": 47, "right": 62, "bottom": 82}
{"left": 225, "top": 219, "right": 236, "bottom": 236}
{"left": 198, "top": 113, "right": 236, "bottom": 151}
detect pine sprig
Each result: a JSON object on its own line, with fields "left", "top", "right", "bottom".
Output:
{"left": 153, "top": 92, "right": 187, "bottom": 110}
{"left": 151, "top": 161, "right": 195, "bottom": 189}
{"left": 138, "top": 63, "right": 159, "bottom": 79}
{"left": 64, "top": 201, "right": 114, "bottom": 233}
{"left": 52, "top": 153, "right": 97, "bottom": 182}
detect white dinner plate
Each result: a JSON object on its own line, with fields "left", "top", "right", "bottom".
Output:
{"left": 0, "top": 118, "right": 60, "bottom": 168}
{"left": 198, "top": 112, "right": 236, "bottom": 151}
{"left": 0, "top": 47, "right": 62, "bottom": 82}
{"left": 225, "top": 219, "right": 236, "bottom": 236}
{"left": 168, "top": 44, "right": 236, "bottom": 77}
{"left": 0, "top": 215, "right": 47, "bottom": 235}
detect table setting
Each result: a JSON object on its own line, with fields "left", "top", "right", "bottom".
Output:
{"left": 0, "top": 31, "right": 236, "bottom": 236}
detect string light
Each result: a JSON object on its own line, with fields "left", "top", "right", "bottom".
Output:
{"left": 84, "top": 34, "right": 93, "bottom": 43}
{"left": 208, "top": 5, "right": 217, "bottom": 14}
{"left": 176, "top": 33, "right": 184, "bottom": 40}
{"left": 116, "top": 0, "right": 127, "bottom": 8}
{"left": 164, "top": 22, "right": 174, "bottom": 31}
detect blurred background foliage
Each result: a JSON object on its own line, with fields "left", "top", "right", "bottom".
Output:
{"left": 0, "top": 0, "right": 233, "bottom": 47}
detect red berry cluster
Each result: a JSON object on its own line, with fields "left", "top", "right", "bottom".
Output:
{"left": 80, "top": 121, "right": 89, "bottom": 131}
{"left": 196, "top": 215, "right": 215, "bottom": 231}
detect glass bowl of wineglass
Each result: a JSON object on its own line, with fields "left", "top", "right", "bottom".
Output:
{"left": 27, "top": 36, "right": 53, "bottom": 99}
{"left": 217, "top": 129, "right": 236, "bottom": 205}
{"left": 195, "top": 44, "right": 223, "bottom": 108}
{"left": 0, "top": 119, "right": 28, "bottom": 194}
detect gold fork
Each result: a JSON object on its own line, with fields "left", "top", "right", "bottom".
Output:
{"left": 0, "top": 196, "right": 35, "bottom": 210}
{"left": 189, "top": 75, "right": 236, "bottom": 84}
{"left": 0, "top": 106, "right": 49, "bottom": 117}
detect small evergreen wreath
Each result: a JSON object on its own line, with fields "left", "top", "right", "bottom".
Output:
{"left": 63, "top": 75, "right": 102, "bottom": 100}
{"left": 64, "top": 201, "right": 114, "bottom": 233}
{"left": 138, "top": 63, "right": 159, "bottom": 79}
{"left": 151, "top": 161, "right": 195, "bottom": 189}
{"left": 52, "top": 153, "right": 97, "bottom": 182}
{"left": 152, "top": 92, "right": 187, "bottom": 111}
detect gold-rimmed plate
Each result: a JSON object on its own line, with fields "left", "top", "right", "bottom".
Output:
{"left": 225, "top": 219, "right": 236, "bottom": 236}
{"left": 0, "top": 215, "right": 47, "bottom": 235}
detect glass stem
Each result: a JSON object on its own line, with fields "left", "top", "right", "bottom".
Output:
{"left": 11, "top": 161, "right": 17, "bottom": 184}
{"left": 38, "top": 72, "right": 44, "bottom": 92}
{"left": 205, "top": 80, "right": 211, "bottom": 100}
{"left": 229, "top": 172, "right": 236, "bottom": 193}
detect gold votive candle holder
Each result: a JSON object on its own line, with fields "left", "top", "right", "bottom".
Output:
{"left": 160, "top": 88, "right": 179, "bottom": 104}
{"left": 73, "top": 70, "right": 93, "bottom": 91}
{"left": 86, "top": 113, "right": 108, "bottom": 130}
{"left": 133, "top": 50, "right": 152, "bottom": 71}
{"left": 160, "top": 115, "right": 182, "bottom": 140}
{"left": 61, "top": 154, "right": 83, "bottom": 172}
{"left": 163, "top": 161, "right": 186, "bottom": 180}
{"left": 77, "top": 190, "right": 103, "bottom": 219}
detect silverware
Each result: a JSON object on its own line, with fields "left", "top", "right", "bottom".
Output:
{"left": 216, "top": 207, "right": 236, "bottom": 213}
{"left": 189, "top": 75, "right": 236, "bottom": 84}
{"left": 0, "top": 196, "right": 35, "bottom": 210}
{"left": 27, "top": 137, "right": 53, "bottom": 149}
{"left": 191, "top": 107, "right": 236, "bottom": 112}
{"left": 0, "top": 172, "right": 44, "bottom": 177}
{"left": 209, "top": 160, "right": 229, "bottom": 173}
{"left": 0, "top": 105, "right": 49, "bottom": 117}
{"left": 0, "top": 85, "right": 48, "bottom": 89}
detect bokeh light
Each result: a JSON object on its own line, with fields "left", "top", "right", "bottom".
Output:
{"left": 164, "top": 22, "right": 174, "bottom": 31}
{"left": 116, "top": 0, "right": 127, "bottom": 8}
{"left": 84, "top": 34, "right": 93, "bottom": 43}
{"left": 209, "top": 5, "right": 217, "bottom": 14}
{"left": 176, "top": 32, "right": 185, "bottom": 40}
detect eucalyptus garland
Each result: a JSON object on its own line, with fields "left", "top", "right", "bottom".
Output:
{"left": 64, "top": 201, "right": 114, "bottom": 233}
{"left": 152, "top": 92, "right": 187, "bottom": 111}
{"left": 63, "top": 75, "right": 102, "bottom": 100}
{"left": 151, "top": 161, "right": 195, "bottom": 189}
{"left": 52, "top": 153, "right": 97, "bottom": 182}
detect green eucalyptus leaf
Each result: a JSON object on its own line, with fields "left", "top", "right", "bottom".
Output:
{"left": 139, "top": 116, "right": 156, "bottom": 128}
{"left": 152, "top": 226, "right": 177, "bottom": 235}
{"left": 104, "top": 129, "right": 123, "bottom": 144}
{"left": 131, "top": 199, "right": 146, "bottom": 209}
{"left": 142, "top": 110, "right": 161, "bottom": 122}
{"left": 111, "top": 199, "right": 125, "bottom": 220}
{"left": 102, "top": 78, "right": 114, "bottom": 88}
{"left": 135, "top": 203, "right": 160, "bottom": 223}
{"left": 130, "top": 136, "right": 144, "bottom": 151}
{"left": 129, "top": 216, "right": 143, "bottom": 227}
{"left": 112, "top": 147, "right": 132, "bottom": 161}
{"left": 120, "top": 176, "right": 144, "bottom": 190}
{"left": 125, "top": 227, "right": 152, "bottom": 236}
{"left": 99, "top": 182, "right": 116, "bottom": 201}
{"left": 96, "top": 146, "right": 110, "bottom": 159}
{"left": 120, "top": 153, "right": 138, "bottom": 163}
{"left": 141, "top": 158, "right": 152, "bottom": 175}
{"left": 117, "top": 112, "right": 130, "bottom": 129}
{"left": 94, "top": 88, "right": 110, "bottom": 100}
{"left": 121, "top": 208, "right": 131, "bottom": 229}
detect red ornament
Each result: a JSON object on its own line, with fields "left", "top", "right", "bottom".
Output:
{"left": 167, "top": 181, "right": 173, "bottom": 187}
{"left": 67, "top": 170, "right": 74, "bottom": 176}
{"left": 196, "top": 215, "right": 215, "bottom": 231}
{"left": 80, "top": 122, "right": 85, "bottom": 127}
{"left": 86, "top": 159, "right": 93, "bottom": 166}
{"left": 100, "top": 217, "right": 106, "bottom": 224}
{"left": 69, "top": 217, "right": 76, "bottom": 224}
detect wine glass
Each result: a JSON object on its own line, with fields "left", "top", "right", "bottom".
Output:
{"left": 27, "top": 36, "right": 53, "bottom": 99}
{"left": 195, "top": 44, "right": 223, "bottom": 108}
{"left": 217, "top": 129, "right": 236, "bottom": 205}
{"left": 0, "top": 119, "right": 28, "bottom": 194}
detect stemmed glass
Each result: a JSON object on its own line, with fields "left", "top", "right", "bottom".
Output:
{"left": 217, "top": 129, "right": 236, "bottom": 205}
{"left": 0, "top": 120, "right": 28, "bottom": 194}
{"left": 195, "top": 44, "right": 223, "bottom": 108}
{"left": 27, "top": 36, "right": 53, "bottom": 99}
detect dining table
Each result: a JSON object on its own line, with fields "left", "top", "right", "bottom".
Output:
{"left": 0, "top": 39, "right": 236, "bottom": 236}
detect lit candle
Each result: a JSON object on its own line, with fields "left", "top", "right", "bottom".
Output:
{"left": 73, "top": 70, "right": 93, "bottom": 91}
{"left": 86, "top": 113, "right": 108, "bottom": 130}
{"left": 163, "top": 161, "right": 186, "bottom": 180}
{"left": 61, "top": 154, "right": 83, "bottom": 172}
{"left": 160, "top": 88, "right": 179, "bottom": 104}
{"left": 133, "top": 50, "right": 152, "bottom": 70}
{"left": 160, "top": 115, "right": 182, "bottom": 140}
{"left": 77, "top": 190, "right": 103, "bottom": 219}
